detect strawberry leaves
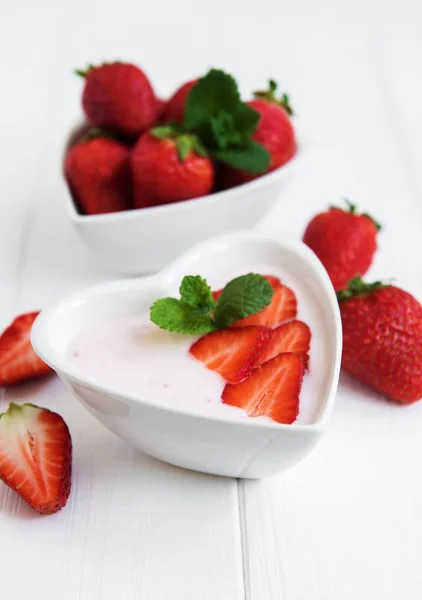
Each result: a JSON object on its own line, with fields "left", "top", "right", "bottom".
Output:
{"left": 151, "top": 125, "right": 208, "bottom": 162}
{"left": 150, "top": 274, "right": 274, "bottom": 334}
{"left": 254, "top": 79, "right": 294, "bottom": 116}
{"left": 336, "top": 276, "right": 389, "bottom": 303}
{"left": 183, "top": 69, "right": 270, "bottom": 174}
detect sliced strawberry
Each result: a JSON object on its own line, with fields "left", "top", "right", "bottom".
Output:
{"left": 0, "top": 312, "right": 52, "bottom": 386}
{"left": 262, "top": 274, "right": 282, "bottom": 289}
{"left": 231, "top": 283, "right": 297, "bottom": 329}
{"left": 0, "top": 403, "right": 72, "bottom": 515}
{"left": 189, "top": 326, "right": 270, "bottom": 383}
{"left": 222, "top": 353, "right": 303, "bottom": 424}
{"left": 259, "top": 320, "right": 311, "bottom": 366}
{"left": 212, "top": 274, "right": 281, "bottom": 303}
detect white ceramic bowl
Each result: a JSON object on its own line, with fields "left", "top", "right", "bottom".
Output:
{"left": 64, "top": 123, "right": 303, "bottom": 275}
{"left": 31, "top": 231, "right": 341, "bottom": 479}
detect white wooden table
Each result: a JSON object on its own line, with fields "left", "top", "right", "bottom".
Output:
{"left": 1, "top": 1, "right": 422, "bottom": 598}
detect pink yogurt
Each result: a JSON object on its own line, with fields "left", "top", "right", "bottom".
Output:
{"left": 67, "top": 265, "right": 331, "bottom": 425}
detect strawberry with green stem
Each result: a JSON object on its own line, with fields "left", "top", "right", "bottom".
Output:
{"left": 303, "top": 200, "right": 381, "bottom": 291}
{"left": 131, "top": 126, "right": 214, "bottom": 207}
{"left": 76, "top": 62, "right": 158, "bottom": 138}
{"left": 338, "top": 276, "right": 422, "bottom": 404}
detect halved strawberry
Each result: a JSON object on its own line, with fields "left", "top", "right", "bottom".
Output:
{"left": 0, "top": 312, "right": 52, "bottom": 386}
{"left": 212, "top": 274, "right": 281, "bottom": 302}
{"left": 259, "top": 320, "right": 311, "bottom": 366}
{"left": 0, "top": 403, "right": 72, "bottom": 515}
{"left": 231, "top": 283, "right": 297, "bottom": 329}
{"left": 189, "top": 326, "right": 270, "bottom": 383}
{"left": 222, "top": 353, "right": 303, "bottom": 424}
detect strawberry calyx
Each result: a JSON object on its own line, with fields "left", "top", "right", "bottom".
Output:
{"left": 75, "top": 64, "right": 96, "bottom": 78}
{"left": 336, "top": 275, "right": 389, "bottom": 303}
{"left": 151, "top": 124, "right": 208, "bottom": 162}
{"left": 330, "top": 199, "right": 382, "bottom": 231}
{"left": 254, "top": 80, "right": 294, "bottom": 116}
{"left": 75, "top": 61, "right": 124, "bottom": 78}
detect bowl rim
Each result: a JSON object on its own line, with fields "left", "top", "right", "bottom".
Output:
{"left": 63, "top": 121, "right": 303, "bottom": 225}
{"left": 31, "top": 230, "right": 342, "bottom": 433}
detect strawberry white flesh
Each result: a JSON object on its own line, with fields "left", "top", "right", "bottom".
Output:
{"left": 222, "top": 352, "right": 303, "bottom": 424}
{"left": 259, "top": 320, "right": 311, "bottom": 366}
{"left": 0, "top": 403, "right": 72, "bottom": 515}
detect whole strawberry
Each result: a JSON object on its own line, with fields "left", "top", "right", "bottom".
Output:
{"left": 221, "top": 80, "right": 296, "bottom": 187}
{"left": 131, "top": 128, "right": 214, "bottom": 207}
{"left": 65, "top": 131, "right": 132, "bottom": 215}
{"left": 303, "top": 200, "right": 380, "bottom": 291}
{"left": 160, "top": 79, "right": 197, "bottom": 124}
{"left": 76, "top": 62, "right": 157, "bottom": 138}
{"left": 338, "top": 277, "right": 422, "bottom": 404}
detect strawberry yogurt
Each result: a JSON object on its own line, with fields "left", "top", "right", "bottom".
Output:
{"left": 67, "top": 266, "right": 331, "bottom": 425}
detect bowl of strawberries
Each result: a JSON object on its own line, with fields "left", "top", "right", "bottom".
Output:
{"left": 64, "top": 63, "right": 300, "bottom": 274}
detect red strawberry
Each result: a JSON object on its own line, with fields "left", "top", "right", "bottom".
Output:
{"left": 231, "top": 283, "right": 297, "bottom": 329}
{"left": 212, "top": 274, "right": 281, "bottom": 302}
{"left": 338, "top": 277, "right": 422, "bottom": 404}
{"left": 155, "top": 98, "right": 167, "bottom": 123}
{"left": 190, "top": 326, "right": 270, "bottom": 383}
{"left": 160, "top": 79, "right": 197, "bottom": 124}
{"left": 0, "top": 403, "right": 72, "bottom": 515}
{"left": 259, "top": 320, "right": 311, "bottom": 366}
{"left": 303, "top": 200, "right": 380, "bottom": 291}
{"left": 64, "top": 133, "right": 132, "bottom": 215}
{"left": 222, "top": 353, "right": 303, "bottom": 424}
{"left": 77, "top": 62, "right": 157, "bottom": 138}
{"left": 221, "top": 80, "right": 296, "bottom": 187}
{"left": 0, "top": 312, "right": 52, "bottom": 386}
{"left": 131, "top": 130, "right": 214, "bottom": 207}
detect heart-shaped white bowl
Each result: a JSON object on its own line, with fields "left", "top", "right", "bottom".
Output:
{"left": 64, "top": 122, "right": 303, "bottom": 275}
{"left": 32, "top": 231, "right": 341, "bottom": 479}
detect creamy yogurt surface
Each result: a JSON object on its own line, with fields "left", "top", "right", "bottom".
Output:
{"left": 67, "top": 264, "right": 331, "bottom": 425}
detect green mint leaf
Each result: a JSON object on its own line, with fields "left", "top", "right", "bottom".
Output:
{"left": 184, "top": 69, "right": 241, "bottom": 132}
{"left": 210, "top": 112, "right": 243, "bottom": 149}
{"left": 214, "top": 274, "right": 274, "bottom": 328}
{"left": 193, "top": 138, "right": 208, "bottom": 157}
{"left": 179, "top": 276, "right": 215, "bottom": 311}
{"left": 233, "top": 103, "right": 260, "bottom": 137}
{"left": 214, "top": 140, "right": 270, "bottom": 174}
{"left": 150, "top": 298, "right": 216, "bottom": 334}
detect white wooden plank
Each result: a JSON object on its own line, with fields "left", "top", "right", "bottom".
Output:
{"left": 0, "top": 2, "right": 245, "bottom": 596}
{"left": 242, "top": 6, "right": 422, "bottom": 599}
{"left": 2, "top": 0, "right": 422, "bottom": 598}
{"left": 0, "top": 196, "right": 244, "bottom": 600}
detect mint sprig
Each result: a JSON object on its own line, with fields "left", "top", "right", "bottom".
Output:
{"left": 213, "top": 274, "right": 274, "bottom": 328}
{"left": 182, "top": 69, "right": 270, "bottom": 174}
{"left": 150, "top": 274, "right": 274, "bottom": 334}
